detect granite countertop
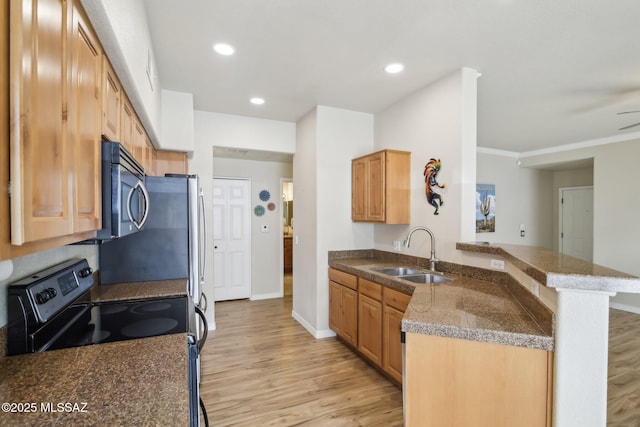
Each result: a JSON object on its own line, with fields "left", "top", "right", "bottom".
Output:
{"left": 0, "top": 334, "right": 189, "bottom": 426}
{"left": 91, "top": 278, "right": 187, "bottom": 303}
{"left": 329, "top": 252, "right": 554, "bottom": 351}
{"left": 457, "top": 242, "right": 640, "bottom": 292}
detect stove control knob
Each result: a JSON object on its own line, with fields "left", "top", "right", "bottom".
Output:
{"left": 35, "top": 290, "right": 50, "bottom": 304}
{"left": 78, "top": 267, "right": 93, "bottom": 278}
{"left": 47, "top": 287, "right": 57, "bottom": 298}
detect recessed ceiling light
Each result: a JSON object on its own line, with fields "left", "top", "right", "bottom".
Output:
{"left": 213, "top": 43, "right": 235, "bottom": 56}
{"left": 250, "top": 97, "right": 265, "bottom": 105}
{"left": 384, "top": 63, "right": 405, "bottom": 74}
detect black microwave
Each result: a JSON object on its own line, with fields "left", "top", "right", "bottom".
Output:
{"left": 96, "top": 142, "right": 149, "bottom": 240}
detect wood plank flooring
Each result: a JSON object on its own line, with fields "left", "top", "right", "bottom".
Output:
{"left": 200, "top": 296, "right": 403, "bottom": 426}
{"left": 608, "top": 308, "right": 640, "bottom": 426}
{"left": 200, "top": 298, "right": 640, "bottom": 426}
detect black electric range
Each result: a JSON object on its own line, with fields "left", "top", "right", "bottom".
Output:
{"left": 7, "top": 258, "right": 191, "bottom": 355}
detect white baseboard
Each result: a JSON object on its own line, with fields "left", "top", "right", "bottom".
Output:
{"left": 250, "top": 292, "right": 282, "bottom": 301}
{"left": 609, "top": 302, "right": 640, "bottom": 315}
{"left": 291, "top": 310, "right": 336, "bottom": 339}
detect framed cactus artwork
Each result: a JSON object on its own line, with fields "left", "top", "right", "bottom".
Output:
{"left": 476, "top": 184, "right": 495, "bottom": 233}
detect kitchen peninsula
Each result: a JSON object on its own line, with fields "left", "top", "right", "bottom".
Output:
{"left": 329, "top": 243, "right": 640, "bottom": 427}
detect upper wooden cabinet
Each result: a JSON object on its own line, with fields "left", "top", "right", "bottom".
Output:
{"left": 120, "top": 94, "right": 134, "bottom": 155}
{"left": 68, "top": 0, "right": 102, "bottom": 233}
{"left": 8, "top": 0, "right": 102, "bottom": 244}
{"left": 101, "top": 57, "right": 121, "bottom": 142}
{"left": 352, "top": 150, "right": 410, "bottom": 224}
{"left": 155, "top": 151, "right": 188, "bottom": 176}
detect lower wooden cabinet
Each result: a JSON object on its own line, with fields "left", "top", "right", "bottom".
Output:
{"left": 328, "top": 268, "right": 413, "bottom": 386}
{"left": 283, "top": 236, "right": 292, "bottom": 273}
{"left": 383, "top": 286, "right": 411, "bottom": 383}
{"left": 328, "top": 268, "right": 358, "bottom": 347}
{"left": 358, "top": 279, "right": 383, "bottom": 366}
{"left": 405, "top": 333, "right": 553, "bottom": 427}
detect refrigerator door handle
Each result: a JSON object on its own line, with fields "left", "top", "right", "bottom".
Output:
{"left": 194, "top": 305, "right": 208, "bottom": 353}
{"left": 199, "top": 292, "right": 208, "bottom": 313}
{"left": 199, "top": 189, "right": 207, "bottom": 283}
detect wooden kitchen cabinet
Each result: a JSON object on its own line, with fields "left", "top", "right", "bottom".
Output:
{"left": 8, "top": 0, "right": 102, "bottom": 245}
{"left": 383, "top": 286, "right": 411, "bottom": 383}
{"left": 120, "top": 94, "right": 135, "bottom": 155}
{"left": 283, "top": 236, "right": 293, "bottom": 273}
{"left": 328, "top": 268, "right": 358, "bottom": 347}
{"left": 405, "top": 333, "right": 553, "bottom": 427}
{"left": 133, "top": 116, "right": 146, "bottom": 168}
{"left": 352, "top": 150, "right": 410, "bottom": 224}
{"left": 68, "top": 0, "right": 102, "bottom": 234}
{"left": 358, "top": 279, "right": 383, "bottom": 367}
{"left": 102, "top": 56, "right": 121, "bottom": 142}
{"left": 155, "top": 150, "right": 188, "bottom": 175}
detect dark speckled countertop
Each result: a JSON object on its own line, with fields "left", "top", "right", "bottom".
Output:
{"left": 0, "top": 334, "right": 189, "bottom": 426}
{"left": 0, "top": 279, "right": 191, "bottom": 426}
{"left": 329, "top": 250, "right": 554, "bottom": 352}
{"left": 457, "top": 242, "right": 640, "bottom": 292}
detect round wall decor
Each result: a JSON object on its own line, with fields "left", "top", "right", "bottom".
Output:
{"left": 254, "top": 205, "right": 265, "bottom": 217}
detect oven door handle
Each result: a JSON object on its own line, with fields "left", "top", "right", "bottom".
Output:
{"left": 194, "top": 305, "right": 208, "bottom": 353}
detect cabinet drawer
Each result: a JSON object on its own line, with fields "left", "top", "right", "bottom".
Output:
{"left": 384, "top": 287, "right": 411, "bottom": 312}
{"left": 329, "top": 268, "right": 358, "bottom": 290}
{"left": 359, "top": 278, "right": 382, "bottom": 301}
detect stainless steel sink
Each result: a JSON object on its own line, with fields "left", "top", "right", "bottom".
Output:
{"left": 399, "top": 273, "right": 453, "bottom": 284}
{"left": 373, "top": 267, "right": 424, "bottom": 276}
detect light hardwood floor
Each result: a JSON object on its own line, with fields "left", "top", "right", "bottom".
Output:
{"left": 200, "top": 298, "right": 640, "bottom": 426}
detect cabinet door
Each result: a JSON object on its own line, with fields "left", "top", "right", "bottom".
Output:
{"left": 102, "top": 57, "right": 120, "bottom": 141}
{"left": 366, "top": 151, "right": 385, "bottom": 221}
{"left": 155, "top": 151, "right": 188, "bottom": 175}
{"left": 68, "top": 0, "right": 101, "bottom": 233}
{"left": 351, "top": 157, "right": 366, "bottom": 221}
{"left": 133, "top": 117, "right": 146, "bottom": 168}
{"left": 9, "top": 0, "right": 73, "bottom": 244}
{"left": 383, "top": 304, "right": 405, "bottom": 383}
{"left": 342, "top": 287, "right": 358, "bottom": 347}
{"left": 358, "top": 293, "right": 383, "bottom": 366}
{"left": 120, "top": 95, "right": 134, "bottom": 154}
{"left": 329, "top": 281, "right": 343, "bottom": 336}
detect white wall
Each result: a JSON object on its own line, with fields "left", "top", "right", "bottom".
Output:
{"left": 160, "top": 90, "right": 194, "bottom": 152}
{"left": 519, "top": 138, "right": 640, "bottom": 310}
{"left": 81, "top": 0, "right": 162, "bottom": 145}
{"left": 194, "top": 111, "right": 296, "bottom": 153}
{"left": 190, "top": 110, "right": 296, "bottom": 329}
{"left": 476, "top": 151, "right": 554, "bottom": 247}
{"left": 373, "top": 68, "right": 478, "bottom": 264}
{"left": 0, "top": 246, "right": 98, "bottom": 328}
{"left": 212, "top": 157, "right": 293, "bottom": 299}
{"left": 292, "top": 106, "right": 375, "bottom": 337}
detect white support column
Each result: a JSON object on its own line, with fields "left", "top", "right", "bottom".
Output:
{"left": 554, "top": 288, "right": 615, "bottom": 427}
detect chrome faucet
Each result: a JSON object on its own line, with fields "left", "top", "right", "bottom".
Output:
{"left": 403, "top": 226, "right": 438, "bottom": 272}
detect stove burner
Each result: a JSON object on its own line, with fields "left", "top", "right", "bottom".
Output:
{"left": 121, "top": 318, "right": 179, "bottom": 338}
{"left": 99, "top": 304, "right": 128, "bottom": 315}
{"left": 130, "top": 301, "right": 172, "bottom": 314}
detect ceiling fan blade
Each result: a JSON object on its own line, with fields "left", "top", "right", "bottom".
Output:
{"left": 619, "top": 121, "right": 640, "bottom": 130}
{"left": 617, "top": 110, "right": 640, "bottom": 115}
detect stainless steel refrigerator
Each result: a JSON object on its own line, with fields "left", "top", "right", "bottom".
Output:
{"left": 99, "top": 174, "right": 207, "bottom": 310}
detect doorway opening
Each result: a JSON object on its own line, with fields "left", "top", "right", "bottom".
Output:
{"left": 282, "top": 179, "right": 293, "bottom": 297}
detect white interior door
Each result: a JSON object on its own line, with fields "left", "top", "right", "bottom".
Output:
{"left": 212, "top": 178, "right": 251, "bottom": 301}
{"left": 560, "top": 186, "right": 594, "bottom": 262}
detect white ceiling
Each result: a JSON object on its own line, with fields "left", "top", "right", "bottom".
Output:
{"left": 143, "top": 0, "right": 640, "bottom": 154}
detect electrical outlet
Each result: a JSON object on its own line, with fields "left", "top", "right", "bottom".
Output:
{"left": 531, "top": 281, "right": 540, "bottom": 297}
{"left": 490, "top": 259, "right": 505, "bottom": 270}
{"left": 393, "top": 240, "right": 402, "bottom": 251}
